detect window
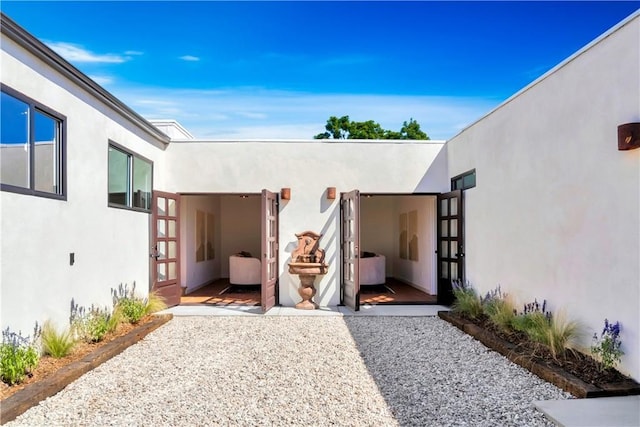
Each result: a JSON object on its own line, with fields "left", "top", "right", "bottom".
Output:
{"left": 1, "top": 86, "right": 65, "bottom": 198}
{"left": 451, "top": 169, "right": 476, "bottom": 190}
{"left": 108, "top": 143, "right": 152, "bottom": 211}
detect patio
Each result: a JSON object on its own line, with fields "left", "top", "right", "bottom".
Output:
{"left": 6, "top": 314, "right": 570, "bottom": 426}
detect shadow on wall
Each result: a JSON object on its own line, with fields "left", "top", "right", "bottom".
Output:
{"left": 414, "top": 143, "right": 449, "bottom": 193}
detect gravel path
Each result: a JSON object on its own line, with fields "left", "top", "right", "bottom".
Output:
{"left": 7, "top": 316, "right": 570, "bottom": 426}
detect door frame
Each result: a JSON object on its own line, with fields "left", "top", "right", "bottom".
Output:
{"left": 261, "top": 189, "right": 279, "bottom": 312}
{"left": 151, "top": 190, "right": 181, "bottom": 307}
{"left": 436, "top": 190, "right": 464, "bottom": 305}
{"left": 340, "top": 192, "right": 441, "bottom": 308}
{"left": 340, "top": 190, "right": 361, "bottom": 310}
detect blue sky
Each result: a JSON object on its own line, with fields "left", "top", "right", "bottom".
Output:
{"left": 2, "top": 1, "right": 639, "bottom": 140}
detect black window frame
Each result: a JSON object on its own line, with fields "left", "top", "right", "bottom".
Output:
{"left": 0, "top": 84, "right": 67, "bottom": 200}
{"left": 107, "top": 141, "right": 153, "bottom": 213}
{"left": 451, "top": 169, "right": 476, "bottom": 191}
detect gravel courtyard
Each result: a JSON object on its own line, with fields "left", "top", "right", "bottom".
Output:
{"left": 7, "top": 316, "right": 570, "bottom": 426}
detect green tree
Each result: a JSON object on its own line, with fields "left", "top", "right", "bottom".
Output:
{"left": 348, "top": 120, "right": 385, "bottom": 139}
{"left": 400, "top": 118, "right": 428, "bottom": 140}
{"left": 314, "top": 116, "right": 429, "bottom": 140}
{"left": 314, "top": 115, "right": 351, "bottom": 139}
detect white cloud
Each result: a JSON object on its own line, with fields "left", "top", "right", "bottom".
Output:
{"left": 46, "top": 41, "right": 131, "bottom": 64}
{"left": 88, "top": 75, "right": 114, "bottom": 85}
{"left": 109, "top": 85, "right": 499, "bottom": 140}
{"left": 179, "top": 55, "right": 201, "bottom": 62}
{"left": 124, "top": 50, "right": 144, "bottom": 56}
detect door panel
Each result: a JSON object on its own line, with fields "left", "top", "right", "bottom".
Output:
{"left": 261, "top": 189, "right": 279, "bottom": 312}
{"left": 341, "top": 190, "right": 360, "bottom": 311}
{"left": 151, "top": 191, "right": 181, "bottom": 307}
{"left": 437, "top": 190, "right": 464, "bottom": 305}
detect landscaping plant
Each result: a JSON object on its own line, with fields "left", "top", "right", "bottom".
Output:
{"left": 70, "top": 303, "right": 118, "bottom": 343}
{"left": 544, "top": 312, "right": 582, "bottom": 359}
{"left": 112, "top": 283, "right": 150, "bottom": 324}
{"left": 484, "top": 295, "right": 517, "bottom": 333}
{"left": 451, "top": 279, "right": 483, "bottom": 319}
{"left": 41, "top": 320, "right": 76, "bottom": 358}
{"left": 145, "top": 290, "right": 168, "bottom": 314}
{"left": 591, "top": 319, "right": 624, "bottom": 371}
{"left": 0, "top": 327, "right": 40, "bottom": 385}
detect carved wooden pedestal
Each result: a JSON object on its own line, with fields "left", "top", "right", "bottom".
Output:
{"left": 295, "top": 274, "right": 318, "bottom": 310}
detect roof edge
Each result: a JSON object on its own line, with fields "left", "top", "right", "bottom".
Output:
{"left": 0, "top": 12, "right": 170, "bottom": 145}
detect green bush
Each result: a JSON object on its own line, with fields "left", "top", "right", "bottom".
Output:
{"left": 41, "top": 320, "right": 76, "bottom": 358}
{"left": 71, "top": 304, "right": 116, "bottom": 343}
{"left": 485, "top": 297, "right": 516, "bottom": 332}
{"left": 512, "top": 312, "right": 550, "bottom": 343}
{"left": 0, "top": 328, "right": 40, "bottom": 385}
{"left": 116, "top": 297, "right": 146, "bottom": 324}
{"left": 112, "top": 283, "right": 153, "bottom": 324}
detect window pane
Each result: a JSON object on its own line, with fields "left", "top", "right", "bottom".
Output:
{"left": 133, "top": 156, "right": 152, "bottom": 210}
{"left": 157, "top": 263, "right": 166, "bottom": 281}
{"left": 463, "top": 172, "right": 476, "bottom": 189}
{"left": 108, "top": 147, "right": 129, "bottom": 205}
{"left": 34, "top": 110, "right": 60, "bottom": 193}
{"left": 168, "top": 220, "right": 176, "bottom": 238}
{"left": 450, "top": 198, "right": 458, "bottom": 216}
{"left": 1, "top": 92, "right": 30, "bottom": 188}
{"left": 168, "top": 262, "right": 177, "bottom": 280}
{"left": 168, "top": 198, "right": 176, "bottom": 216}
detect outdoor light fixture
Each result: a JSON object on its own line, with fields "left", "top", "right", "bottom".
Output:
{"left": 327, "top": 187, "right": 336, "bottom": 200}
{"left": 281, "top": 188, "right": 291, "bottom": 200}
{"left": 618, "top": 122, "right": 640, "bottom": 151}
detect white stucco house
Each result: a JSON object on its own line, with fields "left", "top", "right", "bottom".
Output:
{"left": 1, "top": 11, "right": 638, "bottom": 380}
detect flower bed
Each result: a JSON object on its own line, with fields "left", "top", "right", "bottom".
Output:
{"left": 0, "top": 314, "right": 172, "bottom": 424}
{"left": 438, "top": 310, "right": 640, "bottom": 398}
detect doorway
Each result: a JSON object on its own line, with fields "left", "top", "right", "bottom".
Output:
{"left": 176, "top": 190, "right": 279, "bottom": 311}
{"left": 340, "top": 191, "right": 441, "bottom": 311}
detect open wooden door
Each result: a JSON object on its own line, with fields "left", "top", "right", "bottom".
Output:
{"left": 151, "top": 191, "right": 181, "bottom": 307}
{"left": 437, "top": 190, "right": 464, "bottom": 305}
{"left": 341, "top": 190, "right": 360, "bottom": 311}
{"left": 261, "top": 189, "right": 279, "bottom": 312}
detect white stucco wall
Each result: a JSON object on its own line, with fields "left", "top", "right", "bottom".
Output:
{"left": 0, "top": 34, "right": 166, "bottom": 335}
{"left": 163, "top": 141, "right": 446, "bottom": 306}
{"left": 446, "top": 14, "right": 640, "bottom": 379}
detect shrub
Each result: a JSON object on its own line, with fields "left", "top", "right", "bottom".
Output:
{"left": 0, "top": 327, "right": 40, "bottom": 385}
{"left": 591, "top": 319, "right": 624, "bottom": 371}
{"left": 71, "top": 303, "right": 116, "bottom": 343}
{"left": 112, "top": 283, "right": 150, "bottom": 324}
{"left": 41, "top": 320, "right": 76, "bottom": 358}
{"left": 451, "top": 280, "right": 483, "bottom": 319}
{"left": 145, "top": 291, "right": 168, "bottom": 314}
{"left": 485, "top": 296, "right": 517, "bottom": 333}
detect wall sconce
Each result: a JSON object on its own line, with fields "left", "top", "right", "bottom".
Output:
{"left": 326, "top": 187, "right": 336, "bottom": 200}
{"left": 281, "top": 187, "right": 291, "bottom": 200}
{"left": 618, "top": 122, "right": 640, "bottom": 151}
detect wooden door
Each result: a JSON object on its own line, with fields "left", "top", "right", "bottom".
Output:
{"left": 151, "top": 191, "right": 181, "bottom": 307}
{"left": 261, "top": 189, "right": 279, "bottom": 312}
{"left": 437, "top": 190, "right": 464, "bottom": 305}
{"left": 341, "top": 190, "right": 360, "bottom": 311}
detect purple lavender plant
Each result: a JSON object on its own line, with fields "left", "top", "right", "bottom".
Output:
{"left": 591, "top": 319, "right": 623, "bottom": 371}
